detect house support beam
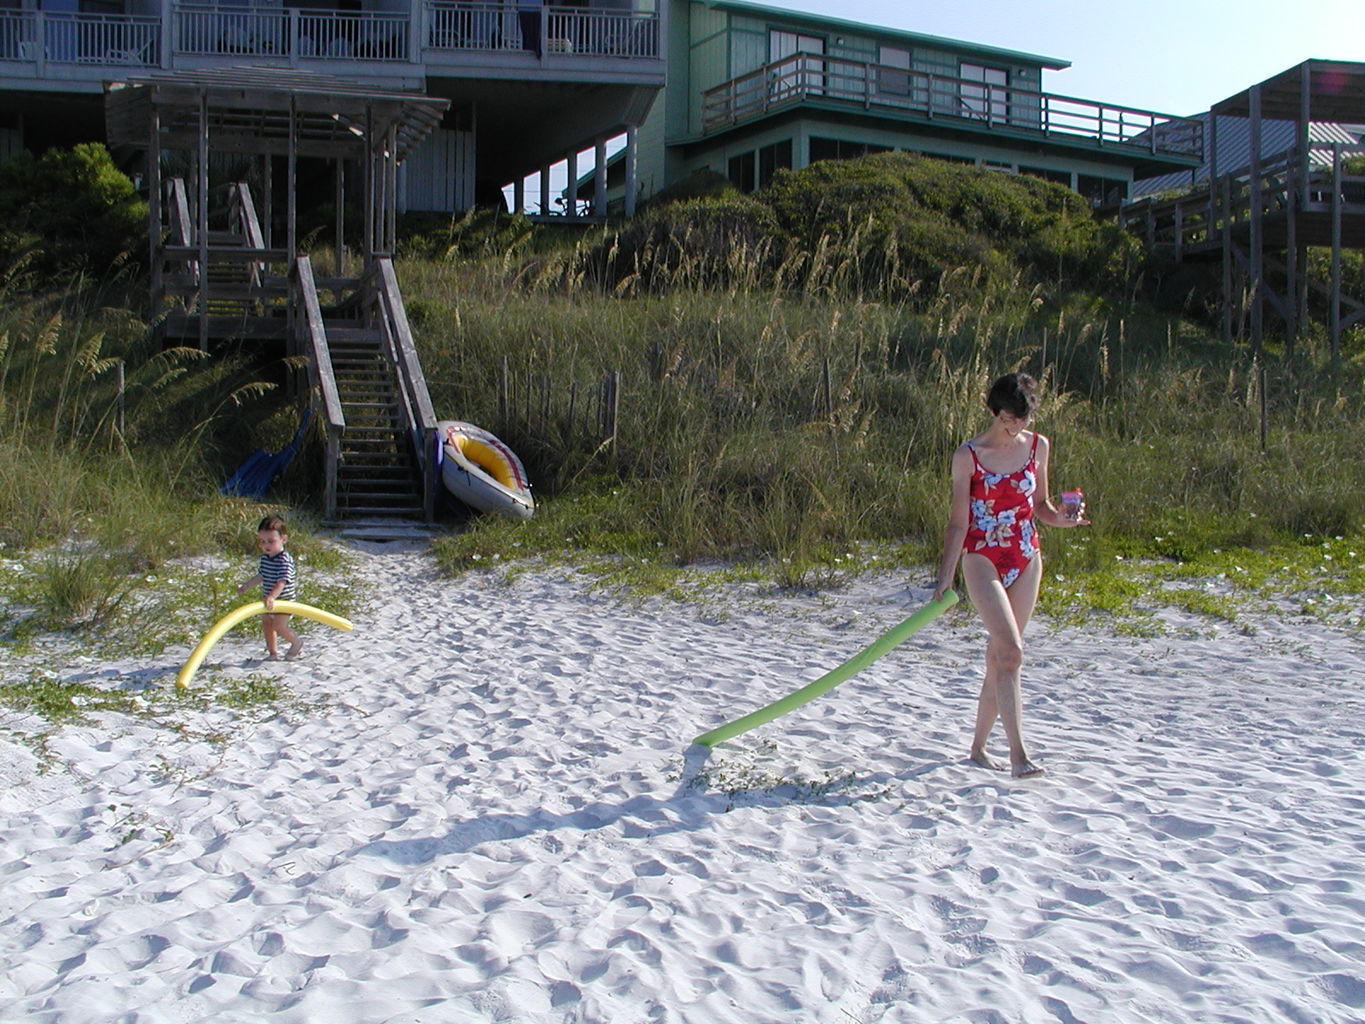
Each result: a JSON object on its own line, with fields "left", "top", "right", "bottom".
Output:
{"left": 624, "top": 125, "right": 638, "bottom": 218}
{"left": 594, "top": 137, "right": 608, "bottom": 216}
{"left": 540, "top": 163, "right": 551, "bottom": 216}
{"left": 197, "top": 89, "right": 209, "bottom": 352}
{"left": 565, "top": 148, "right": 577, "bottom": 217}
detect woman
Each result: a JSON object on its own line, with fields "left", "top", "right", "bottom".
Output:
{"left": 933, "top": 373, "right": 1087, "bottom": 778}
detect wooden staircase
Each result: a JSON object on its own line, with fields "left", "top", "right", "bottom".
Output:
{"left": 327, "top": 319, "right": 426, "bottom": 519}
{"left": 155, "top": 179, "right": 439, "bottom": 523}
{"left": 291, "top": 254, "right": 439, "bottom": 524}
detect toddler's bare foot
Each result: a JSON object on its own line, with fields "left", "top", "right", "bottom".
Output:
{"left": 1011, "top": 760, "right": 1045, "bottom": 779}
{"left": 267, "top": 652, "right": 280, "bottom": 662}
{"left": 285, "top": 641, "right": 303, "bottom": 661}
{"left": 969, "top": 748, "right": 1007, "bottom": 771}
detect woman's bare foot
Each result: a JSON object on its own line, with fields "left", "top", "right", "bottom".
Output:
{"left": 285, "top": 640, "right": 303, "bottom": 661}
{"left": 1011, "top": 760, "right": 1045, "bottom": 779}
{"left": 970, "top": 748, "right": 1007, "bottom": 771}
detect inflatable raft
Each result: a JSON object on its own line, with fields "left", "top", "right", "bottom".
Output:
{"left": 436, "top": 420, "right": 534, "bottom": 519}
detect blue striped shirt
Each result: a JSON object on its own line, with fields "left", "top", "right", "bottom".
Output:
{"left": 259, "top": 551, "right": 297, "bottom": 601}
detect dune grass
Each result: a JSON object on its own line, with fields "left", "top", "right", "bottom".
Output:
{"left": 404, "top": 156, "right": 1363, "bottom": 626}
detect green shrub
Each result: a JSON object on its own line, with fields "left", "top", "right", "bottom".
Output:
{"left": 0, "top": 143, "right": 146, "bottom": 284}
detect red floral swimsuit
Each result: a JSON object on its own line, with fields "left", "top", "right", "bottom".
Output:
{"left": 964, "top": 433, "right": 1040, "bottom": 589}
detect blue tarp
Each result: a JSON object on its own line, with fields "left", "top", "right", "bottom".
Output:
{"left": 222, "top": 409, "right": 312, "bottom": 499}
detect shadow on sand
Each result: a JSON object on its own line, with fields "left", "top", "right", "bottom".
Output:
{"left": 356, "top": 745, "right": 957, "bottom": 864}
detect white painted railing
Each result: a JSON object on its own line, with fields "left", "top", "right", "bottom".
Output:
{"left": 0, "top": 10, "right": 159, "bottom": 66}
{"left": 176, "top": 6, "right": 410, "bottom": 62}
{"left": 0, "top": 4, "right": 660, "bottom": 70}
{"left": 424, "top": 2, "right": 659, "bottom": 58}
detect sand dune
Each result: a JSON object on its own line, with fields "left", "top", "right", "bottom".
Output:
{"left": 2, "top": 544, "right": 1362, "bottom": 1022}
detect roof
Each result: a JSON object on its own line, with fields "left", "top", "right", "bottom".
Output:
{"left": 1211, "top": 59, "right": 1365, "bottom": 123}
{"left": 104, "top": 67, "right": 448, "bottom": 162}
{"left": 702, "top": 1, "right": 1070, "bottom": 70}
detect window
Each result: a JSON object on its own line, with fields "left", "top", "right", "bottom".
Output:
{"left": 727, "top": 151, "right": 756, "bottom": 193}
{"left": 877, "top": 46, "right": 912, "bottom": 98}
{"left": 769, "top": 29, "right": 825, "bottom": 99}
{"left": 961, "top": 62, "right": 1008, "bottom": 123}
{"left": 758, "top": 139, "right": 792, "bottom": 189}
{"left": 1077, "top": 174, "right": 1127, "bottom": 206}
{"left": 1020, "top": 166, "right": 1072, "bottom": 187}
{"left": 810, "top": 137, "right": 891, "bottom": 164}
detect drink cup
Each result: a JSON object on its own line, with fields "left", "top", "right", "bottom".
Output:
{"left": 1060, "top": 489, "right": 1084, "bottom": 521}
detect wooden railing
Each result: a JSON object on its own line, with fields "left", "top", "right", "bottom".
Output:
{"left": 164, "top": 177, "right": 196, "bottom": 287}
{"left": 290, "top": 256, "right": 346, "bottom": 519}
{"left": 366, "top": 257, "right": 439, "bottom": 522}
{"left": 176, "top": 5, "right": 410, "bottom": 61}
{"left": 2, "top": 3, "right": 659, "bottom": 70}
{"left": 701, "top": 53, "right": 1203, "bottom": 159}
{"left": 425, "top": 2, "right": 659, "bottom": 58}
{"left": 1119, "top": 143, "right": 1365, "bottom": 256}
{"left": 0, "top": 10, "right": 159, "bottom": 66}
{"left": 227, "top": 181, "right": 267, "bottom": 289}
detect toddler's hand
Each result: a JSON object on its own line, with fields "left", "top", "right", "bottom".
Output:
{"left": 263, "top": 596, "right": 274, "bottom": 611}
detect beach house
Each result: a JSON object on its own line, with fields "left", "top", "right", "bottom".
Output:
{"left": 599, "top": 0, "right": 1202, "bottom": 213}
{"left": 0, "top": 0, "right": 665, "bottom": 214}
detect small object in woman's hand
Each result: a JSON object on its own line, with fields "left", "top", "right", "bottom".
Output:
{"left": 1060, "top": 489, "right": 1084, "bottom": 521}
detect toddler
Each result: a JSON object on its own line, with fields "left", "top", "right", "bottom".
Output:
{"left": 238, "top": 514, "right": 302, "bottom": 661}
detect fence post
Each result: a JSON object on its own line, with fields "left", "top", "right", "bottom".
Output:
{"left": 498, "top": 356, "right": 509, "bottom": 424}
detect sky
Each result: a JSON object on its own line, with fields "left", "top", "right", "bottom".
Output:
{"left": 779, "top": 0, "right": 1365, "bottom": 117}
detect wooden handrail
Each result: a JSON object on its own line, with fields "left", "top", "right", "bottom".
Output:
{"left": 290, "top": 256, "right": 345, "bottom": 518}
{"left": 368, "top": 256, "right": 438, "bottom": 520}
{"left": 1119, "top": 141, "right": 1365, "bottom": 252}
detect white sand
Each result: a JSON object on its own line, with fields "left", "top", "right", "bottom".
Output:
{"left": 2, "top": 544, "right": 1363, "bottom": 1023}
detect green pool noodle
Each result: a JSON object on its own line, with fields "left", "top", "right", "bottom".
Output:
{"left": 693, "top": 589, "right": 959, "bottom": 747}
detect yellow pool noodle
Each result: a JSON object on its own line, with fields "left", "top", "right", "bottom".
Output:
{"left": 176, "top": 600, "right": 354, "bottom": 689}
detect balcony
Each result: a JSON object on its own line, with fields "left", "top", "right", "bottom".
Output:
{"left": 701, "top": 53, "right": 1203, "bottom": 170}
{"left": 0, "top": 11, "right": 160, "bottom": 71}
{"left": 0, "top": 3, "right": 660, "bottom": 84}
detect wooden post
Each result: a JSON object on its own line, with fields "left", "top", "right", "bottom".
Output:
{"left": 147, "top": 106, "right": 161, "bottom": 312}
{"left": 565, "top": 149, "right": 578, "bottom": 217}
{"left": 363, "top": 103, "right": 375, "bottom": 260}
{"left": 287, "top": 96, "right": 298, "bottom": 259}
{"left": 116, "top": 361, "right": 125, "bottom": 435}
{"left": 1248, "top": 84, "right": 1263, "bottom": 361}
{"left": 594, "top": 136, "right": 607, "bottom": 217}
{"left": 1331, "top": 144, "right": 1343, "bottom": 368}
{"left": 263, "top": 154, "right": 273, "bottom": 248}
{"left": 1220, "top": 174, "right": 1233, "bottom": 342}
{"left": 624, "top": 125, "right": 638, "bottom": 218}
{"left": 499, "top": 356, "right": 509, "bottom": 423}
{"left": 197, "top": 89, "right": 209, "bottom": 352}
{"left": 335, "top": 158, "right": 345, "bottom": 278}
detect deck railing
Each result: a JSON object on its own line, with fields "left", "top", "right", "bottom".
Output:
{"left": 425, "top": 2, "right": 658, "bottom": 58}
{"left": 0, "top": 4, "right": 659, "bottom": 69}
{"left": 701, "top": 53, "right": 1203, "bottom": 159}
{"left": 0, "top": 10, "right": 159, "bottom": 66}
{"left": 1119, "top": 143, "right": 1365, "bottom": 255}
{"left": 177, "top": 6, "right": 410, "bottom": 61}
{"left": 366, "top": 257, "right": 438, "bottom": 521}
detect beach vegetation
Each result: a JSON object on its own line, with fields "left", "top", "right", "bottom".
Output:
{"left": 415, "top": 154, "right": 1361, "bottom": 633}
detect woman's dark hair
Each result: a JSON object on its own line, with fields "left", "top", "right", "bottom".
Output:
{"left": 258, "top": 514, "right": 288, "bottom": 535}
{"left": 985, "top": 373, "right": 1038, "bottom": 419}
